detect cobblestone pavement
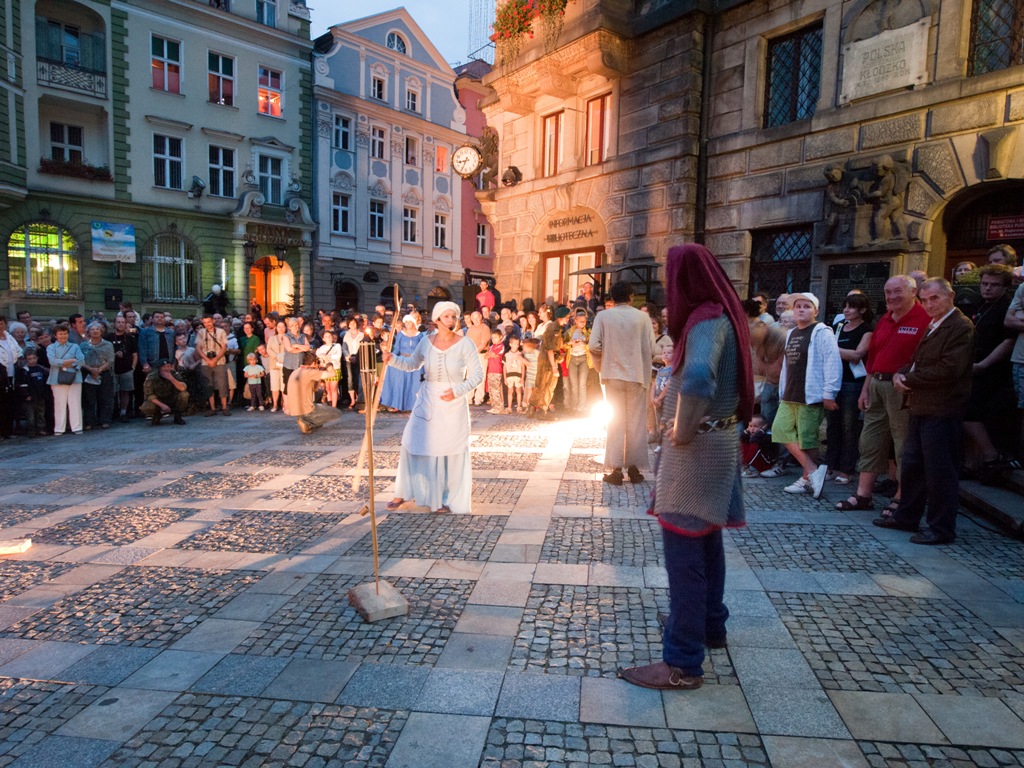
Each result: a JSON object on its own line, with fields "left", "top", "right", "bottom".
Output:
{"left": 540, "top": 519, "right": 663, "bottom": 566}
{"left": 33, "top": 505, "right": 194, "bottom": 546}
{"left": 0, "top": 409, "right": 1022, "bottom": 768}
{"left": 345, "top": 514, "right": 507, "bottom": 560}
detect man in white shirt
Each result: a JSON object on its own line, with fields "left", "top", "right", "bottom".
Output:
{"left": 589, "top": 281, "right": 656, "bottom": 485}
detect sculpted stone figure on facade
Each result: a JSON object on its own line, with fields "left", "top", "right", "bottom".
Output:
{"left": 820, "top": 165, "right": 859, "bottom": 246}
{"left": 854, "top": 154, "right": 910, "bottom": 243}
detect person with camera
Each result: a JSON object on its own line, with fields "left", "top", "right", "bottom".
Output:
{"left": 195, "top": 314, "right": 231, "bottom": 416}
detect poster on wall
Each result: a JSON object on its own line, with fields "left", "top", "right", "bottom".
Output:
{"left": 91, "top": 221, "right": 137, "bottom": 263}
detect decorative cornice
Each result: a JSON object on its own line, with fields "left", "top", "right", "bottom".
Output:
{"left": 145, "top": 115, "right": 193, "bottom": 132}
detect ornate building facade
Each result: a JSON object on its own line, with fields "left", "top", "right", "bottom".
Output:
{"left": 311, "top": 9, "right": 470, "bottom": 313}
{"left": 484, "top": 0, "right": 1024, "bottom": 313}
{"left": 0, "top": 0, "right": 314, "bottom": 319}
{"left": 481, "top": 0, "right": 708, "bottom": 306}
{"left": 705, "top": 0, "right": 1024, "bottom": 314}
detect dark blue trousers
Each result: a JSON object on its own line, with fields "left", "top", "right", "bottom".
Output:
{"left": 894, "top": 414, "right": 961, "bottom": 541}
{"left": 661, "top": 527, "right": 728, "bottom": 677}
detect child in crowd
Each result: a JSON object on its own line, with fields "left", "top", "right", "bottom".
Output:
{"left": 503, "top": 336, "right": 527, "bottom": 413}
{"left": 486, "top": 329, "right": 506, "bottom": 414}
{"left": 243, "top": 352, "right": 266, "bottom": 412}
{"left": 16, "top": 350, "right": 48, "bottom": 437}
{"left": 650, "top": 345, "right": 674, "bottom": 441}
{"left": 741, "top": 414, "right": 775, "bottom": 477}
{"left": 257, "top": 343, "right": 274, "bottom": 409}
{"left": 522, "top": 337, "right": 540, "bottom": 408}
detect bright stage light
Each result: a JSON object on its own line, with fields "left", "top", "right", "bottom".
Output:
{"left": 590, "top": 399, "right": 613, "bottom": 426}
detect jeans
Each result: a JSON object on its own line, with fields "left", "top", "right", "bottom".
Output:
{"left": 566, "top": 355, "right": 589, "bottom": 413}
{"left": 661, "top": 527, "right": 728, "bottom": 677}
{"left": 894, "top": 414, "right": 961, "bottom": 541}
{"left": 82, "top": 372, "right": 114, "bottom": 427}
{"left": 825, "top": 381, "right": 863, "bottom": 474}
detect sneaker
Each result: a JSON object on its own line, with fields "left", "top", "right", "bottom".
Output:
{"left": 259, "top": 406, "right": 265, "bottom": 411}
{"left": 808, "top": 464, "right": 828, "bottom": 499}
{"left": 741, "top": 466, "right": 761, "bottom": 479}
{"left": 760, "top": 464, "right": 787, "bottom": 478}
{"left": 784, "top": 477, "right": 810, "bottom": 494}
{"left": 247, "top": 406, "right": 255, "bottom": 412}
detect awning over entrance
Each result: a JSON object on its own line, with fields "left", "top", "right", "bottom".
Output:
{"left": 567, "top": 258, "right": 661, "bottom": 298}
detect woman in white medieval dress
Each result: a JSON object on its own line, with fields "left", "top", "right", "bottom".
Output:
{"left": 382, "top": 301, "right": 484, "bottom": 514}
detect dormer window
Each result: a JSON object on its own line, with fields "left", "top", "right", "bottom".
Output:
{"left": 387, "top": 32, "right": 407, "bottom": 54}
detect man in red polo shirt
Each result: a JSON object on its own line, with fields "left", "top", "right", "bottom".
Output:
{"left": 836, "top": 275, "right": 930, "bottom": 515}
{"left": 475, "top": 279, "right": 496, "bottom": 316}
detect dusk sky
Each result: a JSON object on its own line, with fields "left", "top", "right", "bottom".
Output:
{"left": 309, "top": 1, "right": 483, "bottom": 66}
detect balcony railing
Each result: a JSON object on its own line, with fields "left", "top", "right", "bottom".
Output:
{"left": 37, "top": 59, "right": 107, "bottom": 98}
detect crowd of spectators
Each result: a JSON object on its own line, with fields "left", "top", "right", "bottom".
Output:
{"left": 0, "top": 278, "right": 673, "bottom": 438}
{"left": 740, "top": 243, "right": 1024, "bottom": 514}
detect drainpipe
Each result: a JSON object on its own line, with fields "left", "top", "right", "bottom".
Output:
{"left": 694, "top": 10, "right": 714, "bottom": 245}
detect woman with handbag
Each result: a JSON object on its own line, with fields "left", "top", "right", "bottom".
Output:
{"left": 81, "top": 321, "right": 115, "bottom": 430}
{"left": 47, "top": 323, "right": 85, "bottom": 435}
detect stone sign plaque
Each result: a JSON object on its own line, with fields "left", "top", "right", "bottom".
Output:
{"left": 533, "top": 206, "right": 607, "bottom": 252}
{"left": 840, "top": 20, "right": 929, "bottom": 104}
{"left": 825, "top": 261, "right": 891, "bottom": 319}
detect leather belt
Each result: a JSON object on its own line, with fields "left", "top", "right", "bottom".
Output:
{"left": 696, "top": 416, "right": 739, "bottom": 434}
{"left": 872, "top": 372, "right": 895, "bottom": 381}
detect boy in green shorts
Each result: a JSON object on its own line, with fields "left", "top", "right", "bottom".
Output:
{"left": 772, "top": 293, "right": 842, "bottom": 498}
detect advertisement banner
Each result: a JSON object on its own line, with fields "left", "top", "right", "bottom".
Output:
{"left": 91, "top": 221, "right": 137, "bottom": 263}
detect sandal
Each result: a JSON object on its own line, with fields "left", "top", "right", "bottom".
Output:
{"left": 385, "top": 498, "right": 405, "bottom": 511}
{"left": 835, "top": 494, "right": 873, "bottom": 511}
{"left": 879, "top": 500, "right": 900, "bottom": 519}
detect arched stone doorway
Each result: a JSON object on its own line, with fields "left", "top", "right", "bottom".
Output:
{"left": 378, "top": 286, "right": 403, "bottom": 310}
{"left": 942, "top": 181, "right": 1024, "bottom": 281}
{"left": 248, "top": 256, "right": 293, "bottom": 317}
{"left": 334, "top": 280, "right": 360, "bottom": 312}
{"left": 427, "top": 286, "right": 450, "bottom": 315}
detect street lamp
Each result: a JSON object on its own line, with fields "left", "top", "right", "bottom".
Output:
{"left": 242, "top": 240, "right": 258, "bottom": 269}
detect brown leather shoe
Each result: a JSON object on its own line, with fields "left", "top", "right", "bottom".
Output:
{"left": 617, "top": 661, "right": 703, "bottom": 690}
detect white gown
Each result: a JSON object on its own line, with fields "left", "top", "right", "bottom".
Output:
{"left": 388, "top": 333, "right": 484, "bottom": 513}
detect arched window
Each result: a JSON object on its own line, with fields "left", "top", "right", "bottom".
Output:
{"left": 386, "top": 32, "right": 407, "bottom": 54}
{"left": 142, "top": 232, "right": 200, "bottom": 301}
{"left": 7, "top": 222, "right": 80, "bottom": 295}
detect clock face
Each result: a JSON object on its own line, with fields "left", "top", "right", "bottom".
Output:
{"left": 452, "top": 145, "right": 482, "bottom": 177}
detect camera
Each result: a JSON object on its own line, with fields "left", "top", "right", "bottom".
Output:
{"left": 206, "top": 351, "right": 217, "bottom": 359}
